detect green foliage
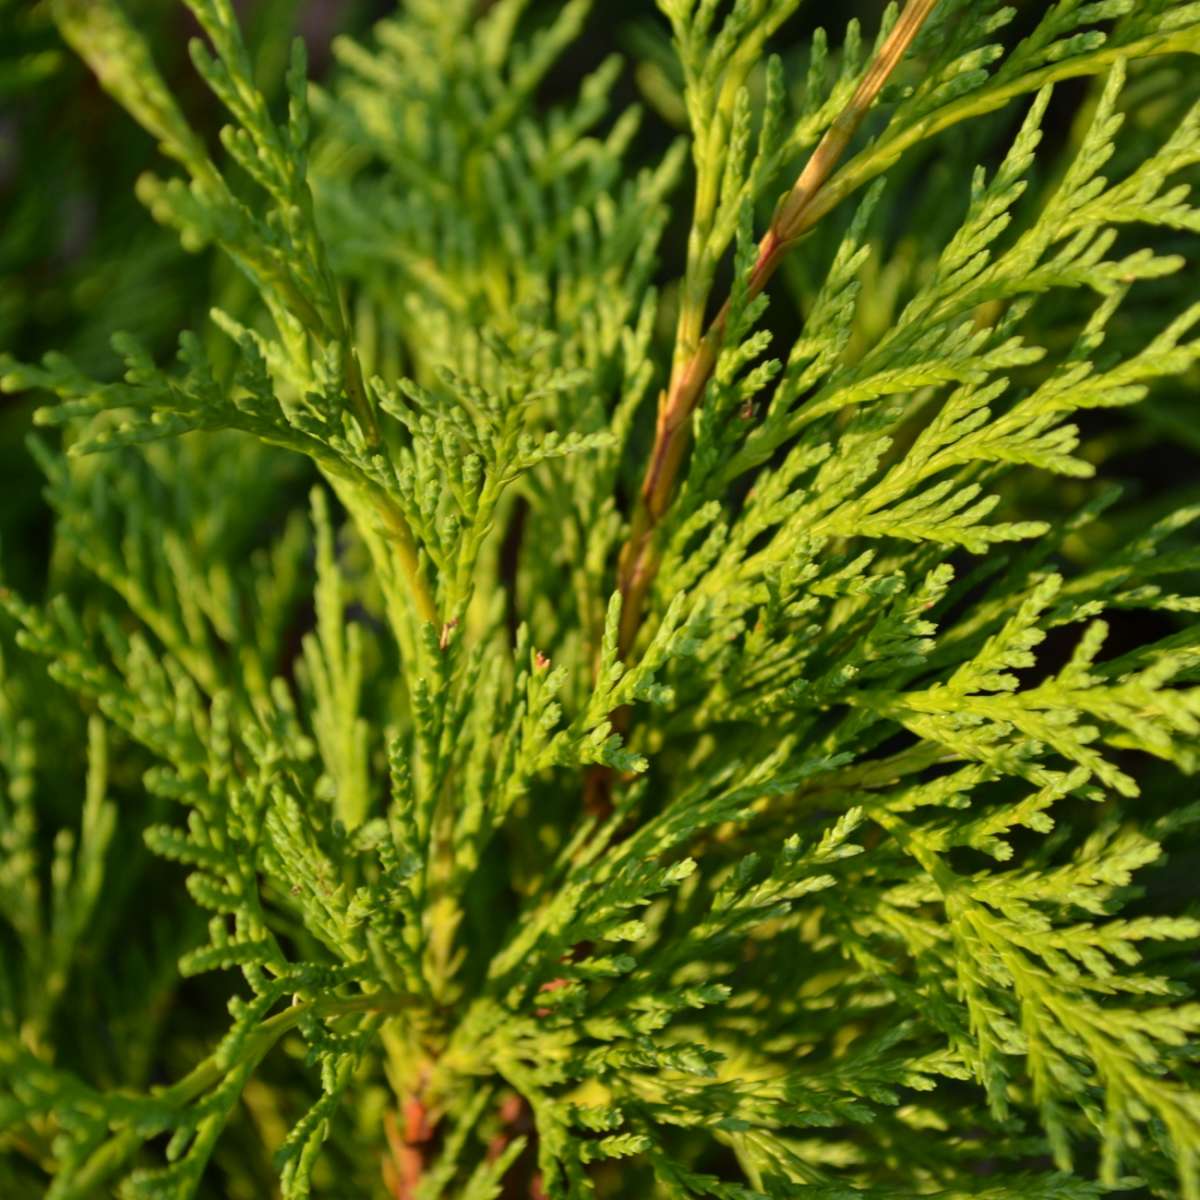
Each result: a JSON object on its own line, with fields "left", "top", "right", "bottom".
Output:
{"left": 2, "top": 1, "right": 1200, "bottom": 1197}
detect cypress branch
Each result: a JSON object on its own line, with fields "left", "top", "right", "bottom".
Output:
{"left": 2, "top": 1, "right": 1200, "bottom": 1198}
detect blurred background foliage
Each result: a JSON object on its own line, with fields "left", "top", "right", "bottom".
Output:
{"left": 1, "top": 2, "right": 1198, "bottom": 1196}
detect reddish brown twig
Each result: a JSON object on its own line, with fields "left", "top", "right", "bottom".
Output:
{"left": 382, "top": 1092, "right": 436, "bottom": 1199}
{"left": 616, "top": 0, "right": 940, "bottom": 661}
{"left": 534, "top": 976, "right": 570, "bottom": 1018}
{"left": 585, "top": 0, "right": 940, "bottom": 821}
{"left": 487, "top": 1093, "right": 528, "bottom": 1163}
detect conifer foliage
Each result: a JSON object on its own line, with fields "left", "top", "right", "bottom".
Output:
{"left": 3, "top": 0, "right": 1200, "bottom": 1196}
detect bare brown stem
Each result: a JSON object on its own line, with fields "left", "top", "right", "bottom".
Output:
{"left": 614, "top": 0, "right": 939, "bottom": 661}
{"left": 583, "top": 0, "right": 939, "bottom": 818}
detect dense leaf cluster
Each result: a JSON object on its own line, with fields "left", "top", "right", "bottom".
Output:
{"left": 2, "top": 1, "right": 1200, "bottom": 1197}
